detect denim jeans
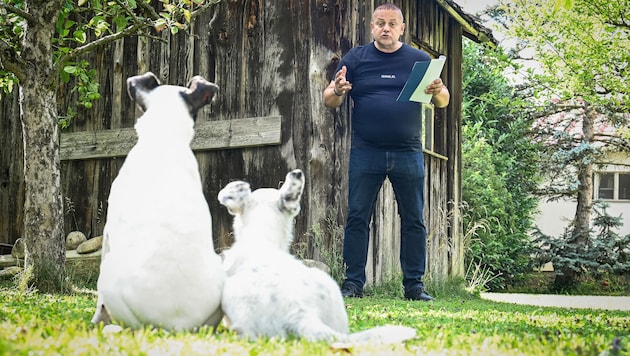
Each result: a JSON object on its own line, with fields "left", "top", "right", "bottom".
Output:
{"left": 343, "top": 148, "right": 427, "bottom": 292}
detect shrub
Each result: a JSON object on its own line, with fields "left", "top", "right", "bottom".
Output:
{"left": 533, "top": 201, "right": 630, "bottom": 291}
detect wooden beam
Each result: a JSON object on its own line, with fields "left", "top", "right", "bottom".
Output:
{"left": 60, "top": 116, "right": 282, "bottom": 161}
{"left": 0, "top": 254, "right": 17, "bottom": 268}
{"left": 0, "top": 250, "right": 102, "bottom": 269}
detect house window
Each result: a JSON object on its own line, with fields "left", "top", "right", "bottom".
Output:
{"left": 598, "top": 173, "right": 614, "bottom": 199}
{"left": 620, "top": 173, "right": 630, "bottom": 200}
{"left": 596, "top": 172, "right": 630, "bottom": 201}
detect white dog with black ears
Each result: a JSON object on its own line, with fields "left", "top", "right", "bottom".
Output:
{"left": 91, "top": 72, "right": 225, "bottom": 332}
{"left": 218, "top": 169, "right": 416, "bottom": 344}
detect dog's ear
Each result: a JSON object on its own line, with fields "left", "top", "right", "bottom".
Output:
{"left": 127, "top": 72, "right": 160, "bottom": 112}
{"left": 218, "top": 181, "right": 251, "bottom": 216}
{"left": 278, "top": 169, "right": 305, "bottom": 216}
{"left": 181, "top": 76, "right": 219, "bottom": 118}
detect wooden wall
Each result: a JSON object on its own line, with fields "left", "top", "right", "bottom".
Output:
{"left": 0, "top": 0, "right": 467, "bottom": 285}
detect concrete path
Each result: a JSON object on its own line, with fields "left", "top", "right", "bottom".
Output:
{"left": 480, "top": 292, "right": 630, "bottom": 311}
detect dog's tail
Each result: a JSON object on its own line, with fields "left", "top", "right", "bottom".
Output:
{"left": 332, "top": 325, "right": 416, "bottom": 347}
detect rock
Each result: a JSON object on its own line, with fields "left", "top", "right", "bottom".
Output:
{"left": 11, "top": 238, "right": 25, "bottom": 259}
{"left": 302, "top": 258, "right": 331, "bottom": 275}
{"left": 66, "top": 231, "right": 87, "bottom": 250}
{"left": 76, "top": 236, "right": 103, "bottom": 254}
{"left": 0, "top": 266, "right": 22, "bottom": 279}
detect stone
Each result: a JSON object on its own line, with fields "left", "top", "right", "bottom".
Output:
{"left": 11, "top": 238, "right": 25, "bottom": 259}
{"left": 76, "top": 235, "right": 103, "bottom": 254}
{"left": 66, "top": 231, "right": 87, "bottom": 250}
{"left": 302, "top": 258, "right": 331, "bottom": 275}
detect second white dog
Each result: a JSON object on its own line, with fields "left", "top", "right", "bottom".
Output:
{"left": 218, "top": 169, "right": 416, "bottom": 343}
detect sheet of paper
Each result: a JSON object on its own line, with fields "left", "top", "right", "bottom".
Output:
{"left": 397, "top": 55, "right": 446, "bottom": 103}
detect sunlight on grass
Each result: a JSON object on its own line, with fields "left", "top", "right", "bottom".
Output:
{"left": 0, "top": 285, "right": 628, "bottom": 355}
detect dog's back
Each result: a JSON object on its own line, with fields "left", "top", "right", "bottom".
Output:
{"left": 219, "top": 170, "right": 417, "bottom": 344}
{"left": 219, "top": 170, "right": 349, "bottom": 340}
{"left": 93, "top": 73, "right": 224, "bottom": 331}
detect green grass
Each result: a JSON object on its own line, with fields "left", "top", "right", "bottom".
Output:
{"left": 0, "top": 283, "right": 628, "bottom": 356}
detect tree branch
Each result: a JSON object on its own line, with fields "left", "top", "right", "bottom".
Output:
{"left": 136, "top": 0, "right": 162, "bottom": 21}
{"left": 0, "top": 39, "right": 27, "bottom": 82}
{"left": 55, "top": 22, "right": 148, "bottom": 70}
{"left": 0, "top": 2, "right": 36, "bottom": 25}
{"left": 111, "top": 0, "right": 147, "bottom": 21}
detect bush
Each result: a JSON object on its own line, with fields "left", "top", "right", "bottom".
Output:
{"left": 533, "top": 201, "right": 630, "bottom": 292}
{"left": 461, "top": 40, "right": 540, "bottom": 291}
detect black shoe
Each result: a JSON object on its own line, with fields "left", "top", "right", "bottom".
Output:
{"left": 404, "top": 287, "right": 433, "bottom": 301}
{"left": 340, "top": 282, "right": 363, "bottom": 298}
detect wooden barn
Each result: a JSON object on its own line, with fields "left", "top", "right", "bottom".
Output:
{"left": 0, "top": 0, "right": 495, "bottom": 285}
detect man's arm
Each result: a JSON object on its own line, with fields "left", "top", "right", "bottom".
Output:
{"left": 323, "top": 80, "right": 345, "bottom": 108}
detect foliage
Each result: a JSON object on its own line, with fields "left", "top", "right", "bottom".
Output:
{"left": 533, "top": 202, "right": 630, "bottom": 291}
{"left": 494, "top": 0, "right": 630, "bottom": 185}
{"left": 465, "top": 260, "right": 502, "bottom": 294}
{"left": 500, "top": 0, "right": 629, "bottom": 113}
{"left": 490, "top": 0, "right": 630, "bottom": 288}
{"left": 0, "top": 284, "right": 628, "bottom": 355}
{"left": 0, "top": 0, "right": 221, "bottom": 125}
{"left": 461, "top": 40, "right": 540, "bottom": 291}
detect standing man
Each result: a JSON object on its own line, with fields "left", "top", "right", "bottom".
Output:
{"left": 323, "top": 3, "right": 450, "bottom": 301}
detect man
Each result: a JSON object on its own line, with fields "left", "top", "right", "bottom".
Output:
{"left": 323, "top": 3, "right": 450, "bottom": 301}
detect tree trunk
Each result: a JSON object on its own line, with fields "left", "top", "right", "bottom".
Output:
{"left": 555, "top": 101, "right": 594, "bottom": 288}
{"left": 19, "top": 0, "right": 67, "bottom": 292}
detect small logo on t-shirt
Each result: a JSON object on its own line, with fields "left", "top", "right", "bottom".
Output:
{"left": 381, "top": 74, "right": 396, "bottom": 79}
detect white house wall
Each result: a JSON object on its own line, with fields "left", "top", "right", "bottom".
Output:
{"left": 535, "top": 152, "right": 630, "bottom": 237}
{"left": 534, "top": 198, "right": 630, "bottom": 237}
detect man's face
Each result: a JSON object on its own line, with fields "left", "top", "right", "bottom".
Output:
{"left": 370, "top": 9, "right": 405, "bottom": 52}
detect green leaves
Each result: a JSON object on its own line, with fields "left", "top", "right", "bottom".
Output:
{"left": 553, "top": 0, "right": 574, "bottom": 12}
{"left": 462, "top": 40, "right": 540, "bottom": 290}
{"left": 2, "top": 0, "right": 221, "bottom": 127}
{"left": 502, "top": 0, "right": 629, "bottom": 113}
{"left": 60, "top": 60, "right": 100, "bottom": 116}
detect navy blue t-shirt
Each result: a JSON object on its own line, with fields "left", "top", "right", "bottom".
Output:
{"left": 335, "top": 42, "right": 431, "bottom": 151}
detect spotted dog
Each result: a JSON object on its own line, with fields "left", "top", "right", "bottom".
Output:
{"left": 218, "top": 169, "right": 416, "bottom": 344}
{"left": 91, "top": 72, "right": 225, "bottom": 332}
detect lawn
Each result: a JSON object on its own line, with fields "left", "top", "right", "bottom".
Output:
{"left": 0, "top": 284, "right": 628, "bottom": 355}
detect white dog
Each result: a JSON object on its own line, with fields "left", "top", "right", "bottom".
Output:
{"left": 91, "top": 72, "right": 225, "bottom": 332}
{"left": 218, "top": 169, "right": 416, "bottom": 343}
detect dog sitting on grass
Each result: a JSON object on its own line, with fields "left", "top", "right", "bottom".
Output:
{"left": 218, "top": 169, "right": 416, "bottom": 344}
{"left": 91, "top": 72, "right": 225, "bottom": 332}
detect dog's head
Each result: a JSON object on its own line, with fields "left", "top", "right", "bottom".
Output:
{"left": 127, "top": 72, "right": 219, "bottom": 143}
{"left": 218, "top": 169, "right": 305, "bottom": 252}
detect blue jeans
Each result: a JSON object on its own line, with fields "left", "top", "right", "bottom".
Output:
{"left": 343, "top": 148, "right": 427, "bottom": 292}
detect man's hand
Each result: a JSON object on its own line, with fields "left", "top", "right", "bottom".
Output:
{"left": 425, "top": 78, "right": 450, "bottom": 108}
{"left": 324, "top": 66, "right": 353, "bottom": 108}
{"left": 333, "top": 66, "right": 353, "bottom": 96}
{"left": 424, "top": 78, "right": 445, "bottom": 96}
